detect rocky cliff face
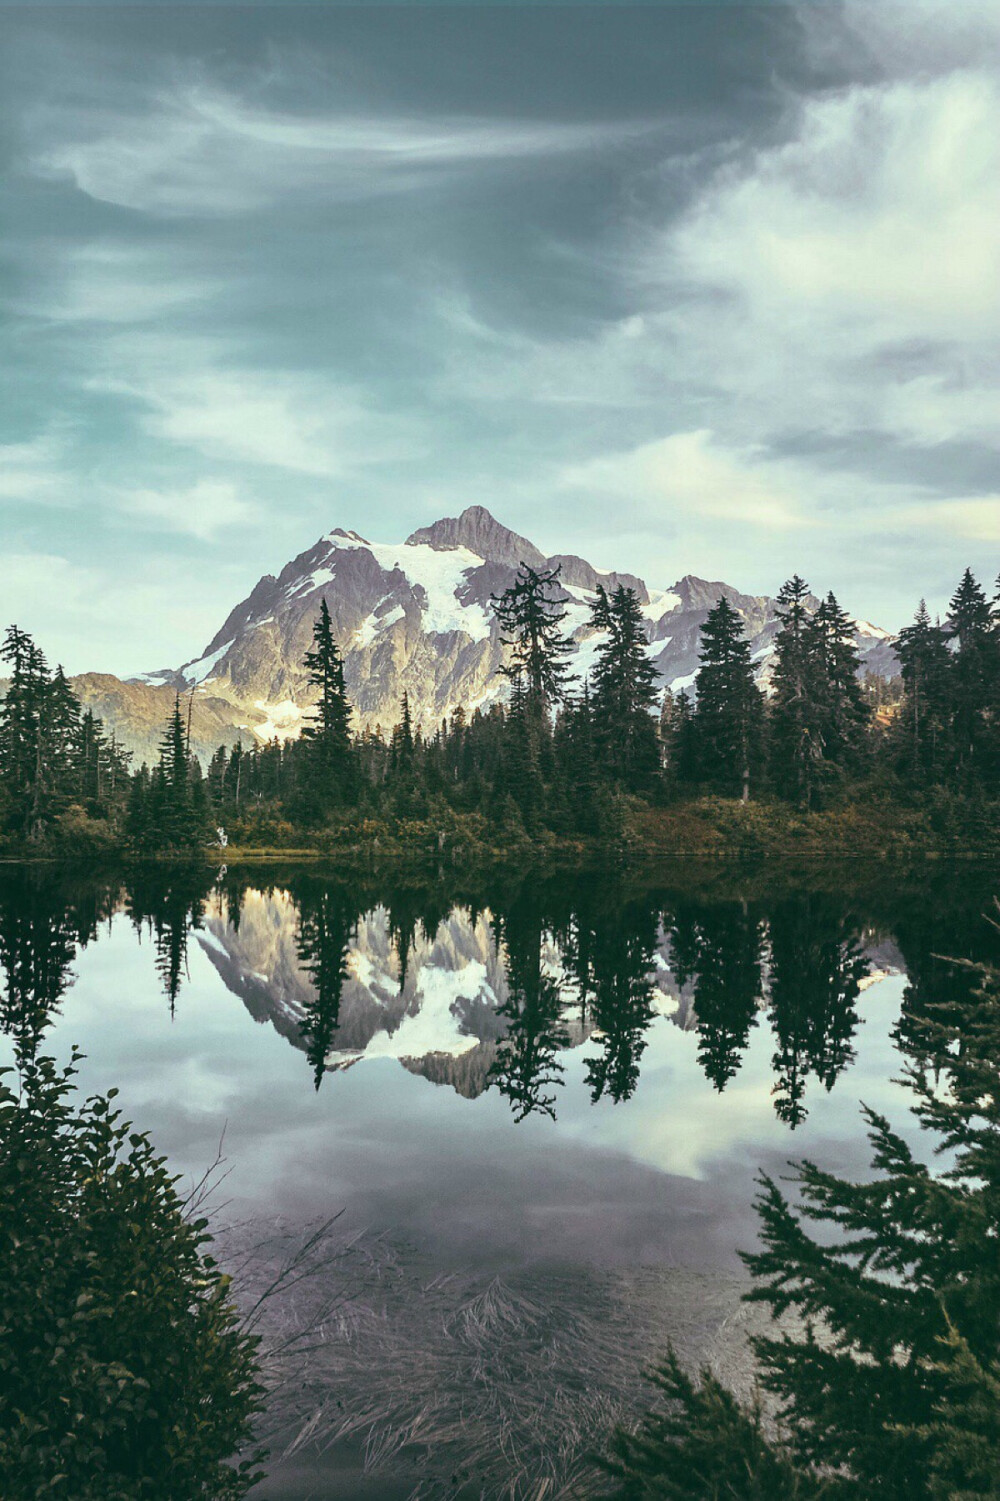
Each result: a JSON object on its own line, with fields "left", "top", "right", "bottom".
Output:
{"left": 119, "top": 504, "right": 896, "bottom": 751}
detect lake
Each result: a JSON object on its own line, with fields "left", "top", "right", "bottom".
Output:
{"left": 2, "top": 859, "right": 997, "bottom": 1499}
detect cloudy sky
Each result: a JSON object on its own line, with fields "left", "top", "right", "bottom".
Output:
{"left": 2, "top": 0, "right": 999, "bottom": 674}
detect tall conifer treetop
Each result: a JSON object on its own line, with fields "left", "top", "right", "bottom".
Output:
{"left": 491, "top": 563, "right": 576, "bottom": 713}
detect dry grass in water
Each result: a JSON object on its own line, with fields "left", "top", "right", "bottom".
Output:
{"left": 220, "top": 1218, "right": 762, "bottom": 1501}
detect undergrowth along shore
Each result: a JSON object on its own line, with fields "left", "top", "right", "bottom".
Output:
{"left": 8, "top": 783, "right": 1000, "bottom": 867}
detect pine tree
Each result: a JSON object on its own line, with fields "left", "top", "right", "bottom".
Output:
{"left": 589, "top": 585, "right": 661, "bottom": 793}
{"left": 766, "top": 894, "right": 868, "bottom": 1127}
{"left": 691, "top": 595, "right": 765, "bottom": 801}
{"left": 668, "top": 899, "right": 765, "bottom": 1092}
{"left": 496, "top": 674, "right": 545, "bottom": 832}
{"left": 295, "top": 883, "right": 355, "bottom": 1090}
{"left": 583, "top": 895, "right": 659, "bottom": 1104}
{"left": 0, "top": 628, "right": 53, "bottom": 838}
{"left": 389, "top": 692, "right": 415, "bottom": 776}
{"left": 149, "top": 699, "right": 202, "bottom": 851}
{"left": 488, "top": 906, "right": 567, "bottom": 1121}
{"left": 491, "top": 563, "right": 576, "bottom": 716}
{"left": 769, "top": 577, "right": 826, "bottom": 808}
{"left": 298, "top": 600, "right": 355, "bottom": 816}
{"left": 895, "top": 601, "right": 952, "bottom": 781}
{"left": 806, "top": 592, "right": 870, "bottom": 778}
{"left": 948, "top": 568, "right": 994, "bottom": 776}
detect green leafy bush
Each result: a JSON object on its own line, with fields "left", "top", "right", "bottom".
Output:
{"left": 0, "top": 1049, "right": 265, "bottom": 1500}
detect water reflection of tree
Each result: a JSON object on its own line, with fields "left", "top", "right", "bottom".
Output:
{"left": 293, "top": 881, "right": 359, "bottom": 1091}
{"left": 0, "top": 870, "right": 116, "bottom": 1055}
{"left": 667, "top": 898, "right": 766, "bottom": 1093}
{"left": 767, "top": 894, "right": 869, "bottom": 1127}
{"left": 890, "top": 880, "right": 1000, "bottom": 1067}
{"left": 489, "top": 902, "right": 567, "bottom": 1121}
{"left": 125, "top": 865, "right": 215, "bottom": 1016}
{"left": 574, "top": 894, "right": 661, "bottom": 1105}
{"left": 384, "top": 887, "right": 425, "bottom": 995}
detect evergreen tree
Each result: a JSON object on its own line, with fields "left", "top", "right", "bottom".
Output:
{"left": 668, "top": 898, "right": 765, "bottom": 1092}
{"left": 895, "top": 600, "right": 952, "bottom": 781}
{"left": 806, "top": 592, "right": 870, "bottom": 777}
{"left": 298, "top": 600, "right": 355, "bottom": 816}
{"left": 295, "top": 882, "right": 355, "bottom": 1090}
{"left": 583, "top": 895, "right": 659, "bottom": 1104}
{"left": 496, "top": 674, "right": 546, "bottom": 832}
{"left": 767, "top": 894, "right": 869, "bottom": 1128}
{"left": 149, "top": 698, "right": 202, "bottom": 850}
{"left": 948, "top": 568, "right": 994, "bottom": 776}
{"left": 488, "top": 906, "right": 567, "bottom": 1121}
{"left": 492, "top": 563, "right": 576, "bottom": 715}
{"left": 589, "top": 586, "right": 661, "bottom": 793}
{"left": 769, "top": 576, "right": 825, "bottom": 807}
{"left": 0, "top": 628, "right": 52, "bottom": 838}
{"left": 691, "top": 596, "right": 765, "bottom": 800}
{"left": 389, "top": 692, "right": 416, "bottom": 776}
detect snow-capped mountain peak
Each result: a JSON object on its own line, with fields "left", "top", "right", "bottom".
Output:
{"left": 125, "top": 505, "right": 897, "bottom": 747}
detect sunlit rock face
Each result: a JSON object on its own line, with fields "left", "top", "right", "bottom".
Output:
{"left": 111, "top": 504, "right": 896, "bottom": 751}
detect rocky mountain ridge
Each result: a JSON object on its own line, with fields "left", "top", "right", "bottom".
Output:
{"left": 1, "top": 506, "right": 896, "bottom": 762}
{"left": 119, "top": 505, "right": 896, "bottom": 756}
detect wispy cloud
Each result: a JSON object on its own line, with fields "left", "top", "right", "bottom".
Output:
{"left": 31, "top": 84, "right": 639, "bottom": 218}
{"left": 21, "top": 243, "right": 215, "bottom": 325}
{"left": 119, "top": 478, "right": 261, "bottom": 540}
{"left": 0, "top": 433, "right": 76, "bottom": 506}
{"left": 88, "top": 332, "right": 400, "bottom": 476}
{"left": 562, "top": 429, "right": 817, "bottom": 532}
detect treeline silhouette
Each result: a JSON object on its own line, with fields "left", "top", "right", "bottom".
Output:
{"left": 3, "top": 863, "right": 996, "bottom": 1128}
{"left": 3, "top": 562, "right": 1000, "bottom": 854}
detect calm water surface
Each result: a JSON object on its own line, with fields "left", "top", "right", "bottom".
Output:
{"left": 2, "top": 861, "right": 997, "bottom": 1498}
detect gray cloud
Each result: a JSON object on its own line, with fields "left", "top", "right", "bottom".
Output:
{"left": 1, "top": 2, "right": 998, "bottom": 675}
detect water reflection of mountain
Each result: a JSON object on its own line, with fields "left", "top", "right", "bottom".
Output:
{"left": 197, "top": 892, "right": 595, "bottom": 1098}
{"left": 3, "top": 864, "right": 997, "bottom": 1127}
{"left": 194, "top": 887, "right": 905, "bottom": 1110}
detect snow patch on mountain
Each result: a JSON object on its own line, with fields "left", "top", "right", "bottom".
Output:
{"left": 253, "top": 699, "right": 306, "bottom": 742}
{"left": 182, "top": 639, "right": 235, "bottom": 686}
{"left": 355, "top": 604, "right": 405, "bottom": 648}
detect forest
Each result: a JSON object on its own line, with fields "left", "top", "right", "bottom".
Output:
{"left": 1, "top": 562, "right": 1000, "bottom": 858}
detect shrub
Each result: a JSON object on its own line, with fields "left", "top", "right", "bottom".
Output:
{"left": 0, "top": 1048, "right": 265, "bottom": 1500}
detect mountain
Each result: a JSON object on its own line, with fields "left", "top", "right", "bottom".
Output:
{"left": 114, "top": 504, "right": 896, "bottom": 753}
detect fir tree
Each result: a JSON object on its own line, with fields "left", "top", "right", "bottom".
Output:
{"left": 691, "top": 595, "right": 765, "bottom": 801}
{"left": 491, "top": 563, "right": 576, "bottom": 715}
{"left": 806, "top": 592, "right": 870, "bottom": 778}
{"left": 150, "top": 698, "right": 202, "bottom": 850}
{"left": 295, "top": 882, "right": 355, "bottom": 1090}
{"left": 895, "top": 600, "right": 952, "bottom": 781}
{"left": 767, "top": 894, "right": 868, "bottom": 1127}
{"left": 389, "top": 692, "right": 416, "bottom": 775}
{"left": 668, "top": 898, "right": 765, "bottom": 1092}
{"left": 948, "top": 568, "right": 994, "bottom": 776}
{"left": 769, "top": 576, "right": 825, "bottom": 808}
{"left": 488, "top": 907, "right": 567, "bottom": 1121}
{"left": 583, "top": 895, "right": 659, "bottom": 1104}
{"left": 298, "top": 600, "right": 355, "bottom": 815}
{"left": 589, "top": 585, "right": 661, "bottom": 793}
